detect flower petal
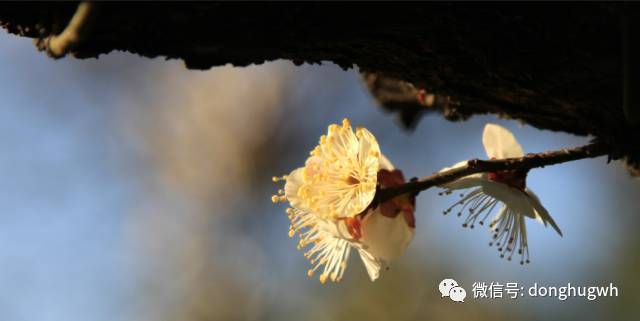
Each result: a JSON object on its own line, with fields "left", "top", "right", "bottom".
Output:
{"left": 438, "top": 160, "right": 487, "bottom": 190}
{"left": 357, "top": 247, "right": 382, "bottom": 281}
{"left": 481, "top": 180, "right": 537, "bottom": 219}
{"left": 356, "top": 127, "right": 381, "bottom": 171}
{"left": 301, "top": 121, "right": 380, "bottom": 219}
{"left": 439, "top": 160, "right": 468, "bottom": 172}
{"left": 379, "top": 153, "right": 395, "bottom": 171}
{"left": 284, "top": 167, "right": 312, "bottom": 212}
{"left": 360, "top": 208, "right": 415, "bottom": 261}
{"left": 482, "top": 123, "right": 524, "bottom": 159}
{"left": 525, "top": 188, "right": 563, "bottom": 236}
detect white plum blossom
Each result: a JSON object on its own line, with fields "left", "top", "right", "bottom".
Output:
{"left": 295, "top": 118, "right": 381, "bottom": 220}
{"left": 438, "top": 123, "right": 562, "bottom": 264}
{"left": 273, "top": 119, "right": 415, "bottom": 283}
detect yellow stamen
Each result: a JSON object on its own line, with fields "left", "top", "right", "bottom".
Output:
{"left": 272, "top": 175, "right": 288, "bottom": 182}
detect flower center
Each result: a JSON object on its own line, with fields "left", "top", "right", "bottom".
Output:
{"left": 487, "top": 168, "right": 528, "bottom": 191}
{"left": 344, "top": 217, "right": 362, "bottom": 240}
{"left": 346, "top": 175, "right": 361, "bottom": 185}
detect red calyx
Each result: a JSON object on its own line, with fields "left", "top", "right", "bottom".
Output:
{"left": 487, "top": 168, "right": 528, "bottom": 191}
{"left": 376, "top": 169, "right": 416, "bottom": 228}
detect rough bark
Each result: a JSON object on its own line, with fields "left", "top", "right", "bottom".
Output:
{"left": 1, "top": 2, "right": 639, "bottom": 171}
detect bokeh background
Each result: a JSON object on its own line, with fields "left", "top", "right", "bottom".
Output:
{"left": 0, "top": 31, "right": 638, "bottom": 321}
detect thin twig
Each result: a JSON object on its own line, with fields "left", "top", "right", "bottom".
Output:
{"left": 376, "top": 142, "right": 609, "bottom": 204}
{"left": 35, "top": 2, "right": 97, "bottom": 58}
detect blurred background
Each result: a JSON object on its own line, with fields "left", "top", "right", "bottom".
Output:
{"left": 0, "top": 31, "right": 638, "bottom": 321}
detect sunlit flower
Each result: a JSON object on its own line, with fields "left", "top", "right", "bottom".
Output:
{"left": 276, "top": 118, "right": 381, "bottom": 220}
{"left": 272, "top": 119, "right": 415, "bottom": 283}
{"left": 438, "top": 123, "right": 562, "bottom": 264}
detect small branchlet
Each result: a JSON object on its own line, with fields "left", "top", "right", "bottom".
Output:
{"left": 376, "top": 142, "right": 610, "bottom": 204}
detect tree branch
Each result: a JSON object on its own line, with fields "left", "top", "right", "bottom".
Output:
{"left": 1, "top": 3, "right": 639, "bottom": 172}
{"left": 376, "top": 142, "right": 610, "bottom": 204}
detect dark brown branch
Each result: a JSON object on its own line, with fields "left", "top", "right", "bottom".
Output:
{"left": 1, "top": 3, "right": 639, "bottom": 172}
{"left": 377, "top": 142, "right": 610, "bottom": 204}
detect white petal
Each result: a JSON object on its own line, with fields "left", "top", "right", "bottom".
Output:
{"left": 481, "top": 180, "right": 537, "bottom": 219}
{"left": 316, "top": 217, "right": 344, "bottom": 237}
{"left": 284, "top": 167, "right": 312, "bottom": 212}
{"left": 379, "top": 153, "right": 395, "bottom": 170}
{"left": 438, "top": 160, "right": 468, "bottom": 172}
{"left": 360, "top": 208, "right": 414, "bottom": 261}
{"left": 525, "top": 189, "right": 563, "bottom": 236}
{"left": 482, "top": 123, "right": 524, "bottom": 159}
{"left": 438, "top": 160, "right": 488, "bottom": 190}
{"left": 357, "top": 248, "right": 382, "bottom": 281}
{"left": 442, "top": 173, "right": 487, "bottom": 190}
{"left": 356, "top": 127, "right": 381, "bottom": 171}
